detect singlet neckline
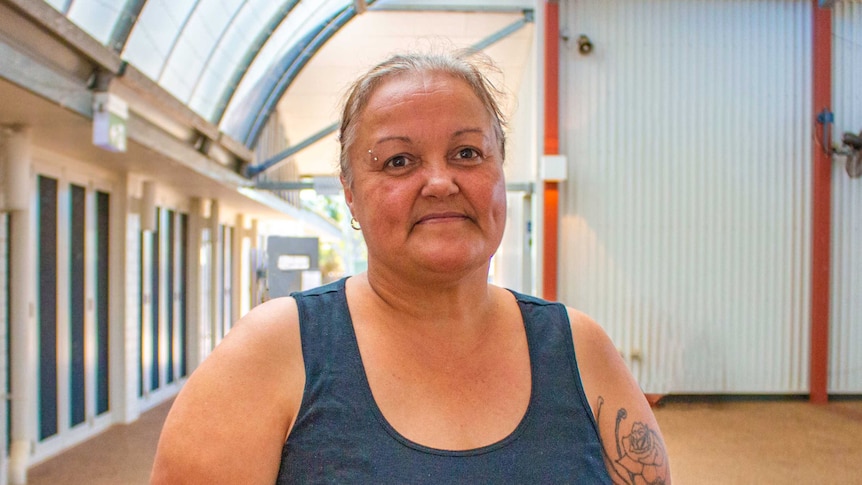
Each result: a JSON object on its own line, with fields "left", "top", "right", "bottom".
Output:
{"left": 338, "top": 277, "right": 538, "bottom": 457}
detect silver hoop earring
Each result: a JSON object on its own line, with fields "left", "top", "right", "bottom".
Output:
{"left": 350, "top": 217, "right": 361, "bottom": 231}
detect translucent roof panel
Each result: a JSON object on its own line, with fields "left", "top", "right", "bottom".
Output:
{"left": 42, "top": 0, "right": 361, "bottom": 131}
{"left": 44, "top": 0, "right": 134, "bottom": 46}
{"left": 218, "top": 0, "right": 356, "bottom": 142}
{"left": 185, "top": 2, "right": 300, "bottom": 120}
{"left": 39, "top": 0, "right": 534, "bottom": 151}
{"left": 122, "top": 0, "right": 198, "bottom": 80}
{"left": 121, "top": 1, "right": 299, "bottom": 122}
{"left": 156, "top": 0, "right": 247, "bottom": 105}
{"left": 43, "top": 0, "right": 68, "bottom": 14}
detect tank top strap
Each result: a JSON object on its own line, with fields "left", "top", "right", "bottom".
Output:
{"left": 290, "top": 277, "right": 360, "bottom": 382}
{"left": 511, "top": 290, "right": 604, "bottom": 443}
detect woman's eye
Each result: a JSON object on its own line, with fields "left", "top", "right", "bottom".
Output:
{"left": 455, "top": 148, "right": 480, "bottom": 160}
{"left": 386, "top": 155, "right": 408, "bottom": 168}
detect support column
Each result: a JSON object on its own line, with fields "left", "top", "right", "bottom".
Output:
{"left": 208, "top": 200, "right": 220, "bottom": 348}
{"left": 111, "top": 175, "right": 139, "bottom": 424}
{"left": 810, "top": 1, "right": 832, "bottom": 405}
{"left": 249, "top": 219, "right": 260, "bottom": 307}
{"left": 186, "top": 198, "right": 203, "bottom": 372}
{"left": 542, "top": 0, "right": 560, "bottom": 301}
{"left": 231, "top": 214, "right": 244, "bottom": 325}
{"left": 5, "top": 126, "right": 34, "bottom": 485}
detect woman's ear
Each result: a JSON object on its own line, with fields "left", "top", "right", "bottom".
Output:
{"left": 341, "top": 174, "right": 354, "bottom": 211}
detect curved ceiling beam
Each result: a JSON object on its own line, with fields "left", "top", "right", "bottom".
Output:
{"left": 211, "top": 1, "right": 301, "bottom": 126}
{"left": 242, "top": 2, "right": 369, "bottom": 147}
{"left": 107, "top": 0, "right": 148, "bottom": 54}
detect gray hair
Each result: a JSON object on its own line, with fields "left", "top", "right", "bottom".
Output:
{"left": 338, "top": 50, "right": 508, "bottom": 185}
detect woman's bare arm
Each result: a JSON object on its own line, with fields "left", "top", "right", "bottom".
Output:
{"left": 569, "top": 308, "right": 671, "bottom": 485}
{"left": 151, "top": 297, "right": 305, "bottom": 485}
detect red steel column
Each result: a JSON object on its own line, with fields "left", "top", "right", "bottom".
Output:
{"left": 810, "top": 1, "right": 832, "bottom": 405}
{"left": 543, "top": 0, "right": 560, "bottom": 301}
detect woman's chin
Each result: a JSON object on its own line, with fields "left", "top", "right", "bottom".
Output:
{"left": 416, "top": 251, "right": 491, "bottom": 277}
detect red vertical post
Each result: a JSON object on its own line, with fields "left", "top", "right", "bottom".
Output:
{"left": 810, "top": 1, "right": 832, "bottom": 405}
{"left": 543, "top": 0, "right": 560, "bottom": 302}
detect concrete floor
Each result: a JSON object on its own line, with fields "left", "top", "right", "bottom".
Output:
{"left": 654, "top": 397, "right": 862, "bottom": 484}
{"left": 23, "top": 397, "right": 862, "bottom": 484}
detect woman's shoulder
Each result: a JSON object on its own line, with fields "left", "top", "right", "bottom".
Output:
{"left": 564, "top": 307, "right": 608, "bottom": 347}
{"left": 222, "top": 295, "right": 306, "bottom": 402}
{"left": 563, "top": 306, "right": 626, "bottom": 394}
{"left": 234, "top": 295, "right": 301, "bottom": 336}
{"left": 151, "top": 296, "right": 305, "bottom": 483}
{"left": 212, "top": 295, "right": 304, "bottom": 367}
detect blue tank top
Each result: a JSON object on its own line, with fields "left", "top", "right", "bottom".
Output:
{"left": 277, "top": 278, "right": 612, "bottom": 484}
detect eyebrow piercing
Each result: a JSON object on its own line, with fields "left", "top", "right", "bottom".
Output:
{"left": 368, "top": 149, "right": 378, "bottom": 162}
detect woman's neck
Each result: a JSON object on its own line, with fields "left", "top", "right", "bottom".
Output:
{"left": 354, "top": 263, "right": 498, "bottom": 329}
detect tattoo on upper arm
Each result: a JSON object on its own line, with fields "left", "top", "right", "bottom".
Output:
{"left": 596, "top": 397, "right": 669, "bottom": 485}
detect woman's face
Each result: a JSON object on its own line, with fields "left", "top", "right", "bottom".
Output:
{"left": 344, "top": 71, "right": 507, "bottom": 279}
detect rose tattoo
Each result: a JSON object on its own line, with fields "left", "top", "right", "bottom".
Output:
{"left": 596, "top": 397, "right": 669, "bottom": 485}
{"left": 617, "top": 421, "right": 666, "bottom": 484}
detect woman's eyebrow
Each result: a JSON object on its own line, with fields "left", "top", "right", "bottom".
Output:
{"left": 452, "top": 128, "right": 485, "bottom": 137}
{"left": 374, "top": 135, "right": 411, "bottom": 146}
{"left": 372, "top": 129, "right": 486, "bottom": 147}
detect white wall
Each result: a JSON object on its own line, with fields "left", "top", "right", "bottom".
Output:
{"left": 559, "top": 0, "right": 814, "bottom": 393}
{"left": 829, "top": 1, "right": 862, "bottom": 394}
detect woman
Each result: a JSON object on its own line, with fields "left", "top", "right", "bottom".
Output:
{"left": 151, "top": 52, "right": 670, "bottom": 484}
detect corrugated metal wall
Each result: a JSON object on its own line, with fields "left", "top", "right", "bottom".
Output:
{"left": 830, "top": 1, "right": 862, "bottom": 394}
{"left": 559, "top": 0, "right": 813, "bottom": 393}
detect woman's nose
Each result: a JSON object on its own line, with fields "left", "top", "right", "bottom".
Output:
{"left": 420, "top": 161, "right": 459, "bottom": 198}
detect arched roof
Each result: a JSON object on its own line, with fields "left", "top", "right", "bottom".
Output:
{"left": 43, "top": 0, "right": 535, "bottom": 165}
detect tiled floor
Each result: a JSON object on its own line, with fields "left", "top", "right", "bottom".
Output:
{"left": 25, "top": 401, "right": 170, "bottom": 485}
{"left": 23, "top": 397, "right": 862, "bottom": 484}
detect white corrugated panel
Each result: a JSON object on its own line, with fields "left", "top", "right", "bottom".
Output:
{"left": 830, "top": 1, "right": 862, "bottom": 394}
{"left": 559, "top": 0, "right": 812, "bottom": 393}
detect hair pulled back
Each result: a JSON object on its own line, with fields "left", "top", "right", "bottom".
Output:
{"left": 338, "top": 50, "right": 507, "bottom": 185}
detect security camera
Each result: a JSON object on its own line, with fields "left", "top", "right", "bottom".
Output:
{"left": 577, "top": 35, "right": 593, "bottom": 55}
{"left": 842, "top": 131, "right": 862, "bottom": 151}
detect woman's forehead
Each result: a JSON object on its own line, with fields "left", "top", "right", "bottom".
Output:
{"left": 358, "top": 101, "right": 492, "bottom": 155}
{"left": 370, "top": 71, "right": 478, "bottom": 105}
{"left": 360, "top": 73, "right": 488, "bottom": 128}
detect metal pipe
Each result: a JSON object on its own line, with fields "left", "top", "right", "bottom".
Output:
{"left": 467, "top": 11, "right": 533, "bottom": 53}
{"left": 542, "top": 1, "right": 560, "bottom": 302}
{"left": 246, "top": 122, "right": 339, "bottom": 177}
{"left": 809, "top": 0, "right": 832, "bottom": 405}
